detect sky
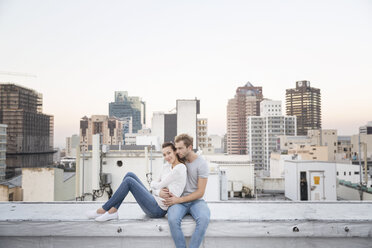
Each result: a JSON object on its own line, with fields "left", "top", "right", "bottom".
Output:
{"left": 0, "top": 0, "right": 371, "bottom": 148}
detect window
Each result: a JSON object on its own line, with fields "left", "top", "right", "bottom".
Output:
{"left": 354, "top": 171, "right": 359, "bottom": 175}
{"left": 344, "top": 172, "right": 346, "bottom": 176}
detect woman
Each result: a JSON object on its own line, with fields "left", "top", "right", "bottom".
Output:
{"left": 86, "top": 142, "right": 186, "bottom": 221}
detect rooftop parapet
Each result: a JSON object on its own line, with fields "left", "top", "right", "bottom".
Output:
{"left": 1, "top": 201, "right": 372, "bottom": 247}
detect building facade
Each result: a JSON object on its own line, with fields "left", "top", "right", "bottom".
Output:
{"left": 248, "top": 115, "right": 296, "bottom": 170}
{"left": 286, "top": 81, "right": 321, "bottom": 136}
{"left": 0, "top": 84, "right": 54, "bottom": 178}
{"left": 108, "top": 91, "right": 145, "bottom": 133}
{"left": 227, "top": 82, "right": 263, "bottom": 155}
{"left": 79, "top": 115, "right": 123, "bottom": 151}
{"left": 66, "top": 134, "right": 80, "bottom": 157}
{"left": 209, "top": 134, "right": 224, "bottom": 153}
{"left": 177, "top": 99, "right": 200, "bottom": 148}
{"left": 197, "top": 118, "right": 210, "bottom": 149}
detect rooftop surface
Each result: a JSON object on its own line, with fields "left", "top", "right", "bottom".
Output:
{"left": 1, "top": 201, "right": 372, "bottom": 248}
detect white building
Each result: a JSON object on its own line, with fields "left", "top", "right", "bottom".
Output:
{"left": 136, "top": 135, "right": 161, "bottom": 151}
{"left": 284, "top": 160, "right": 337, "bottom": 201}
{"left": 22, "top": 168, "right": 75, "bottom": 201}
{"left": 151, "top": 99, "right": 200, "bottom": 147}
{"left": 66, "top": 134, "right": 80, "bottom": 157}
{"left": 124, "top": 133, "right": 138, "bottom": 146}
{"left": 177, "top": 99, "right": 199, "bottom": 148}
{"left": 209, "top": 134, "right": 224, "bottom": 153}
{"left": 247, "top": 101, "right": 296, "bottom": 170}
{"left": 270, "top": 152, "right": 301, "bottom": 178}
{"left": 260, "top": 99, "right": 282, "bottom": 116}
{"left": 336, "top": 163, "right": 361, "bottom": 184}
{"left": 151, "top": 112, "right": 165, "bottom": 145}
{"left": 0, "top": 124, "right": 7, "bottom": 181}
{"left": 204, "top": 155, "right": 255, "bottom": 196}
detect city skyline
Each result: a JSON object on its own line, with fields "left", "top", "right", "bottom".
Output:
{"left": 0, "top": 1, "right": 371, "bottom": 147}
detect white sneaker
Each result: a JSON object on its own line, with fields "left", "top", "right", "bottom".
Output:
{"left": 95, "top": 211, "right": 119, "bottom": 222}
{"left": 86, "top": 210, "right": 103, "bottom": 219}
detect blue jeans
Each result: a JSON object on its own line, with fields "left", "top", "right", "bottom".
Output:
{"left": 167, "top": 199, "right": 210, "bottom": 248}
{"left": 102, "top": 172, "right": 167, "bottom": 218}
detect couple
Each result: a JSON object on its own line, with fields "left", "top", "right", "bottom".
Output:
{"left": 86, "top": 134, "right": 210, "bottom": 248}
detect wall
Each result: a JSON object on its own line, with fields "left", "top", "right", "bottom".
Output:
{"left": 78, "top": 151, "right": 165, "bottom": 202}
{"left": 285, "top": 161, "right": 337, "bottom": 201}
{"left": 336, "top": 163, "right": 361, "bottom": 184}
{"left": 337, "top": 184, "right": 372, "bottom": 201}
{"left": 22, "top": 168, "right": 55, "bottom": 201}
{"left": 0, "top": 185, "right": 8, "bottom": 201}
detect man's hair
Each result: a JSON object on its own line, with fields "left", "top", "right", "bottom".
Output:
{"left": 175, "top": 133, "right": 193, "bottom": 148}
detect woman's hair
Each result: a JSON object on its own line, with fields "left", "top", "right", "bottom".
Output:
{"left": 162, "top": 142, "right": 185, "bottom": 164}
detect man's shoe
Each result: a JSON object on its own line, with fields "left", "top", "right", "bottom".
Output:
{"left": 86, "top": 210, "right": 103, "bottom": 219}
{"left": 95, "top": 211, "right": 119, "bottom": 222}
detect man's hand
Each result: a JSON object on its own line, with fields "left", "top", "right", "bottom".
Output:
{"left": 163, "top": 192, "right": 181, "bottom": 207}
{"left": 159, "top": 188, "right": 170, "bottom": 199}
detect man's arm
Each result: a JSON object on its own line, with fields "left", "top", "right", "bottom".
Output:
{"left": 163, "top": 178, "right": 208, "bottom": 206}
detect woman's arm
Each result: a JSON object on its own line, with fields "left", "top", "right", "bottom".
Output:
{"left": 152, "top": 164, "right": 186, "bottom": 190}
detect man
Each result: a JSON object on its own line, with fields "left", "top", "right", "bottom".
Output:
{"left": 161, "top": 134, "right": 210, "bottom": 248}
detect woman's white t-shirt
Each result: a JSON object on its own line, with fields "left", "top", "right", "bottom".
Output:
{"left": 151, "top": 163, "right": 187, "bottom": 210}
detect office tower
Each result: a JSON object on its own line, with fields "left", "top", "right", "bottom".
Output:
{"left": 197, "top": 118, "right": 209, "bottom": 149}
{"left": 247, "top": 100, "right": 296, "bottom": 170}
{"left": 151, "top": 99, "right": 200, "bottom": 148}
{"left": 79, "top": 115, "right": 123, "bottom": 151}
{"left": 0, "top": 84, "right": 54, "bottom": 178}
{"left": 286, "top": 81, "right": 321, "bottom": 135}
{"left": 0, "top": 124, "right": 6, "bottom": 181}
{"left": 227, "top": 82, "right": 263, "bottom": 155}
{"left": 108, "top": 91, "right": 146, "bottom": 133}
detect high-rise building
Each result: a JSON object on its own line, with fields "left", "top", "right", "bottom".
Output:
{"left": 247, "top": 100, "right": 296, "bottom": 170}
{"left": 177, "top": 99, "right": 200, "bottom": 148}
{"left": 227, "top": 82, "right": 263, "bottom": 155}
{"left": 286, "top": 81, "right": 321, "bottom": 136}
{"left": 0, "top": 84, "right": 54, "bottom": 178}
{"left": 108, "top": 91, "right": 146, "bottom": 133}
{"left": 79, "top": 115, "right": 123, "bottom": 151}
{"left": 0, "top": 124, "right": 7, "bottom": 181}
{"left": 151, "top": 99, "right": 200, "bottom": 148}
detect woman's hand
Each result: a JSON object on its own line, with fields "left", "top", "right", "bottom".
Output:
{"left": 163, "top": 192, "right": 181, "bottom": 207}
{"left": 159, "top": 188, "right": 170, "bottom": 199}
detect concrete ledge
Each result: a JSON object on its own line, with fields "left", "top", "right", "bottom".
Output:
{"left": 1, "top": 201, "right": 372, "bottom": 248}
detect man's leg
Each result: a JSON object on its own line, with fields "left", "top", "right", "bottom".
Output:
{"left": 189, "top": 200, "right": 210, "bottom": 248}
{"left": 167, "top": 203, "right": 189, "bottom": 248}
